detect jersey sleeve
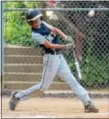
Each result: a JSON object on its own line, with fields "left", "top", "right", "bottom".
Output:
{"left": 42, "top": 21, "right": 54, "bottom": 30}
{"left": 32, "top": 32, "right": 46, "bottom": 44}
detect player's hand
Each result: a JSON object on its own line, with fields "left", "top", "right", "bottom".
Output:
{"left": 67, "top": 36, "right": 73, "bottom": 42}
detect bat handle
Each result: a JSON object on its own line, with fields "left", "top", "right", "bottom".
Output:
{"left": 75, "top": 61, "right": 82, "bottom": 80}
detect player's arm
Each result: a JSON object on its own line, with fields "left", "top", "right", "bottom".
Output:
{"left": 32, "top": 32, "right": 71, "bottom": 49}
{"left": 42, "top": 21, "right": 74, "bottom": 43}
{"left": 42, "top": 21, "right": 68, "bottom": 40}
{"left": 51, "top": 27, "right": 68, "bottom": 40}
{"left": 44, "top": 40, "right": 66, "bottom": 49}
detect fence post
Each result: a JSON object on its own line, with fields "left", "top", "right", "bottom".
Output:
{"left": 1, "top": 1, "right": 6, "bottom": 90}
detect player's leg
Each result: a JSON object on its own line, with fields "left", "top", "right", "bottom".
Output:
{"left": 39, "top": 54, "right": 60, "bottom": 90}
{"left": 13, "top": 54, "right": 60, "bottom": 98}
{"left": 9, "top": 54, "right": 60, "bottom": 110}
{"left": 57, "top": 55, "right": 99, "bottom": 112}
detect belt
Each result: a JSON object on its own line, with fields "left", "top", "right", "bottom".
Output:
{"left": 45, "top": 51, "right": 61, "bottom": 55}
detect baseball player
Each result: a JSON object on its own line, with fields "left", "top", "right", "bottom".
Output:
{"left": 9, "top": 9, "right": 99, "bottom": 113}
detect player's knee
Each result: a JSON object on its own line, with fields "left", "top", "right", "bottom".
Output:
{"left": 59, "top": 71, "right": 71, "bottom": 79}
{"left": 65, "top": 74, "right": 79, "bottom": 86}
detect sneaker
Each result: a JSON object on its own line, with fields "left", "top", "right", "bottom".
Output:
{"left": 9, "top": 91, "right": 20, "bottom": 111}
{"left": 84, "top": 101, "right": 99, "bottom": 113}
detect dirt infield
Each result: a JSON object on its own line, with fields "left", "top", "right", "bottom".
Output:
{"left": 2, "top": 97, "right": 109, "bottom": 118}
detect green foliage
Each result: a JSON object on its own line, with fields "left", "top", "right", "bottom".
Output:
{"left": 81, "top": 55, "right": 109, "bottom": 88}
{"left": 5, "top": 1, "right": 40, "bottom": 47}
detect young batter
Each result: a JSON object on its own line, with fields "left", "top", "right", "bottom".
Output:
{"left": 9, "top": 9, "right": 99, "bottom": 113}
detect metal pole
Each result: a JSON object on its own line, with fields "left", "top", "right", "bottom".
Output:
{"left": 4, "top": 8, "right": 109, "bottom": 12}
{"left": 0, "top": 0, "right": 1, "bottom": 80}
{"left": 1, "top": 1, "right": 5, "bottom": 84}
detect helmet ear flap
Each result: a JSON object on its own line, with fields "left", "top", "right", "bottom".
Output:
{"left": 27, "top": 21, "right": 33, "bottom": 25}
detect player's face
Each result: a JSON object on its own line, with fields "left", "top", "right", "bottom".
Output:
{"left": 27, "top": 18, "right": 41, "bottom": 28}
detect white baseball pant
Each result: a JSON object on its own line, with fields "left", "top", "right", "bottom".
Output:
{"left": 16, "top": 54, "right": 91, "bottom": 105}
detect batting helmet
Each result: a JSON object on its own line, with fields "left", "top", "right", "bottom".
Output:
{"left": 25, "top": 9, "right": 42, "bottom": 21}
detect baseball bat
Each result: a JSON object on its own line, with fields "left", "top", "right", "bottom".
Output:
{"left": 72, "top": 44, "right": 82, "bottom": 80}
{"left": 67, "top": 36, "right": 82, "bottom": 80}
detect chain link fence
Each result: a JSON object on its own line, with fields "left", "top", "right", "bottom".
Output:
{"left": 3, "top": 1, "right": 109, "bottom": 90}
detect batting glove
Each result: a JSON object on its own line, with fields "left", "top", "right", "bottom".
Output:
{"left": 67, "top": 36, "right": 73, "bottom": 42}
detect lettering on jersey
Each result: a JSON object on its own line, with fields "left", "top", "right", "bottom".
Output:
{"left": 44, "top": 32, "right": 56, "bottom": 42}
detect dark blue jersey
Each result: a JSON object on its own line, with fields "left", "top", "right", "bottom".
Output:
{"left": 32, "top": 21, "right": 61, "bottom": 54}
